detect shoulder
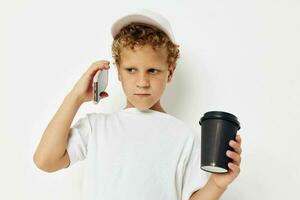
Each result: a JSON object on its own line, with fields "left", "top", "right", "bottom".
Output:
{"left": 171, "top": 117, "right": 201, "bottom": 144}
{"left": 165, "top": 115, "right": 200, "bottom": 141}
{"left": 76, "top": 112, "right": 109, "bottom": 127}
{"left": 85, "top": 110, "right": 125, "bottom": 124}
{"left": 86, "top": 111, "right": 114, "bottom": 120}
{"left": 172, "top": 117, "right": 197, "bottom": 135}
{"left": 159, "top": 114, "right": 195, "bottom": 135}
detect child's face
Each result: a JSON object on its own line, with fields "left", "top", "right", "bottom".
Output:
{"left": 117, "top": 44, "right": 175, "bottom": 111}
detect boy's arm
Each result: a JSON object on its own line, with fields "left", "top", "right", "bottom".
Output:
{"left": 33, "top": 60, "right": 110, "bottom": 172}
{"left": 33, "top": 92, "right": 82, "bottom": 172}
{"left": 190, "top": 176, "right": 227, "bottom": 200}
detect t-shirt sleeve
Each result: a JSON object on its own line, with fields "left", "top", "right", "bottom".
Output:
{"left": 181, "top": 132, "right": 210, "bottom": 200}
{"left": 65, "top": 114, "right": 92, "bottom": 168}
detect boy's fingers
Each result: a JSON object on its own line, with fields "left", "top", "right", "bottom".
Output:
{"left": 230, "top": 140, "right": 242, "bottom": 154}
{"left": 92, "top": 61, "right": 109, "bottom": 71}
{"left": 100, "top": 91, "right": 109, "bottom": 98}
{"left": 85, "top": 60, "right": 110, "bottom": 77}
{"left": 227, "top": 150, "right": 241, "bottom": 165}
{"left": 100, "top": 91, "right": 106, "bottom": 96}
{"left": 236, "top": 134, "right": 242, "bottom": 144}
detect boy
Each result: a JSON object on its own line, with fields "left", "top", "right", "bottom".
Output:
{"left": 33, "top": 9, "right": 242, "bottom": 200}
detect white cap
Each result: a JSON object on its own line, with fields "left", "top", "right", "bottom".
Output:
{"left": 111, "top": 9, "right": 176, "bottom": 43}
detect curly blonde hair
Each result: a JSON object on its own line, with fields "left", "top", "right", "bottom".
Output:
{"left": 111, "top": 23, "right": 180, "bottom": 68}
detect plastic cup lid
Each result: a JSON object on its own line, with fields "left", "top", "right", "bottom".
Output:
{"left": 199, "top": 111, "right": 241, "bottom": 130}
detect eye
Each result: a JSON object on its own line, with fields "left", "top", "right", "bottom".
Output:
{"left": 149, "top": 69, "right": 159, "bottom": 74}
{"left": 126, "top": 68, "right": 136, "bottom": 73}
{"left": 125, "top": 68, "right": 159, "bottom": 74}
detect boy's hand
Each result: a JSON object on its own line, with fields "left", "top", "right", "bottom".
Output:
{"left": 209, "top": 133, "right": 242, "bottom": 190}
{"left": 70, "top": 60, "right": 110, "bottom": 103}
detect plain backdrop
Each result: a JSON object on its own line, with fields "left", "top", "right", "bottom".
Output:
{"left": 1, "top": 0, "right": 299, "bottom": 199}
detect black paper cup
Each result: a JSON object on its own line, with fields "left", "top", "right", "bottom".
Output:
{"left": 199, "top": 111, "right": 241, "bottom": 173}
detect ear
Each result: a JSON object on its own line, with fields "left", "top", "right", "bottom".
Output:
{"left": 167, "top": 63, "right": 176, "bottom": 83}
{"left": 117, "top": 66, "right": 122, "bottom": 82}
{"left": 118, "top": 72, "right": 121, "bottom": 81}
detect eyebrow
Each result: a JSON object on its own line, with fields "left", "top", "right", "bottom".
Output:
{"left": 123, "top": 66, "right": 162, "bottom": 69}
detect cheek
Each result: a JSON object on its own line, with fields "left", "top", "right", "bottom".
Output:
{"left": 123, "top": 76, "right": 135, "bottom": 86}
{"left": 122, "top": 77, "right": 138, "bottom": 95}
{"left": 151, "top": 79, "right": 167, "bottom": 94}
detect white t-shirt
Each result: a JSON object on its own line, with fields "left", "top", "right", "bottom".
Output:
{"left": 65, "top": 107, "right": 209, "bottom": 200}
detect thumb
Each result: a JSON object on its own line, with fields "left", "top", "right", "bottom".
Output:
{"left": 100, "top": 91, "right": 109, "bottom": 99}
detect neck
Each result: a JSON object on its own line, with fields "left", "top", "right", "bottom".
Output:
{"left": 125, "top": 100, "right": 167, "bottom": 113}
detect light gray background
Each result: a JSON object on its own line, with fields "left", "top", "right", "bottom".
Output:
{"left": 1, "top": 0, "right": 299, "bottom": 199}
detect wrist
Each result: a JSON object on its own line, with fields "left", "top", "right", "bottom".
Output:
{"left": 208, "top": 176, "right": 228, "bottom": 192}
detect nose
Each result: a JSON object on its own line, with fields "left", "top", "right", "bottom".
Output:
{"left": 136, "top": 74, "right": 150, "bottom": 88}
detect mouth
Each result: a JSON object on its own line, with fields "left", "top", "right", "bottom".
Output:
{"left": 134, "top": 94, "right": 151, "bottom": 96}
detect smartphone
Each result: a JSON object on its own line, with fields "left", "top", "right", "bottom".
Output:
{"left": 93, "top": 69, "right": 108, "bottom": 104}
